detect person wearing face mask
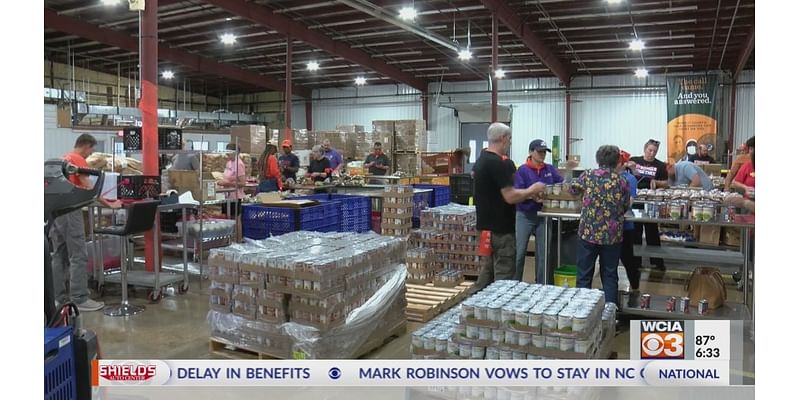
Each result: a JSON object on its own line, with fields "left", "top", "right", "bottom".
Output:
{"left": 681, "top": 139, "right": 698, "bottom": 162}
{"left": 513, "top": 139, "right": 577, "bottom": 283}
{"left": 689, "top": 144, "right": 716, "bottom": 164}
{"left": 473, "top": 123, "right": 547, "bottom": 290}
{"left": 630, "top": 139, "right": 669, "bottom": 271}
{"left": 364, "top": 142, "right": 391, "bottom": 175}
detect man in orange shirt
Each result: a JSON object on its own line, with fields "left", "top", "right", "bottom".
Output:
{"left": 50, "top": 134, "right": 114, "bottom": 312}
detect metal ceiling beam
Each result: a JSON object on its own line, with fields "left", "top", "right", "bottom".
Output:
{"left": 44, "top": 8, "right": 308, "bottom": 97}
{"left": 202, "top": 0, "right": 428, "bottom": 92}
{"left": 732, "top": 25, "right": 754, "bottom": 80}
{"left": 479, "top": 0, "right": 573, "bottom": 84}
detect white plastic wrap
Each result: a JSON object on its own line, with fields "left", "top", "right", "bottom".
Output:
{"left": 281, "top": 263, "right": 407, "bottom": 359}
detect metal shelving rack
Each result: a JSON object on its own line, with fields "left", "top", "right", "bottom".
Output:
{"left": 537, "top": 210, "right": 755, "bottom": 321}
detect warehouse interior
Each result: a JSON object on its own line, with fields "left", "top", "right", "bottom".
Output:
{"left": 43, "top": 0, "right": 756, "bottom": 392}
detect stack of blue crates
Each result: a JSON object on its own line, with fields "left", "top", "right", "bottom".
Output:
{"left": 293, "top": 194, "right": 372, "bottom": 233}
{"left": 242, "top": 201, "right": 340, "bottom": 239}
{"left": 45, "top": 327, "right": 76, "bottom": 400}
{"left": 413, "top": 184, "right": 450, "bottom": 207}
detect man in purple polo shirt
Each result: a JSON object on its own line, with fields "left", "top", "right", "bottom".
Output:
{"left": 514, "top": 139, "right": 577, "bottom": 283}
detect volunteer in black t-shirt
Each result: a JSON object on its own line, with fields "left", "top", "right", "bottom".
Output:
{"left": 473, "top": 122, "right": 547, "bottom": 290}
{"left": 629, "top": 139, "right": 669, "bottom": 271}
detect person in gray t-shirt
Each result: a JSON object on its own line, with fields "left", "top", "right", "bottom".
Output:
{"left": 670, "top": 160, "right": 713, "bottom": 190}
{"left": 170, "top": 139, "right": 199, "bottom": 170}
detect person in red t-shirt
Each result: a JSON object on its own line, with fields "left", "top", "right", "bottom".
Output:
{"left": 256, "top": 143, "right": 283, "bottom": 193}
{"left": 50, "top": 134, "right": 118, "bottom": 312}
{"left": 732, "top": 136, "right": 755, "bottom": 199}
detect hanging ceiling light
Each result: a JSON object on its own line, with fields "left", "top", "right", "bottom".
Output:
{"left": 355, "top": 76, "right": 367, "bottom": 85}
{"left": 494, "top": 69, "right": 505, "bottom": 79}
{"left": 161, "top": 70, "right": 175, "bottom": 79}
{"left": 101, "top": 0, "right": 121, "bottom": 5}
{"left": 629, "top": 38, "right": 646, "bottom": 51}
{"left": 458, "top": 49, "right": 473, "bottom": 61}
{"left": 307, "top": 61, "right": 320, "bottom": 71}
{"left": 634, "top": 68, "right": 649, "bottom": 78}
{"left": 399, "top": 6, "right": 417, "bottom": 21}
{"left": 220, "top": 33, "right": 237, "bottom": 45}
{"left": 606, "top": 0, "right": 624, "bottom": 4}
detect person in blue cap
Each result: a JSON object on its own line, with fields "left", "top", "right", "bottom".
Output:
{"left": 513, "top": 139, "right": 577, "bottom": 283}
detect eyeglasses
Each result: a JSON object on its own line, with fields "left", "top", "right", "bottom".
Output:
{"left": 646, "top": 139, "right": 660, "bottom": 146}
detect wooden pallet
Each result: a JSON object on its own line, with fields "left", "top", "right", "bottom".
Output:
{"left": 405, "top": 281, "right": 474, "bottom": 322}
{"left": 209, "top": 319, "right": 407, "bottom": 360}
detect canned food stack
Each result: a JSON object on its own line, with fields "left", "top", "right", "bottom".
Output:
{"left": 410, "top": 308, "right": 462, "bottom": 359}
{"left": 381, "top": 185, "right": 415, "bottom": 237}
{"left": 207, "top": 231, "right": 408, "bottom": 359}
{"left": 542, "top": 183, "right": 582, "bottom": 213}
{"left": 406, "top": 247, "right": 436, "bottom": 284}
{"left": 410, "top": 281, "right": 612, "bottom": 360}
{"left": 434, "top": 269, "right": 464, "bottom": 288}
{"left": 409, "top": 204, "right": 482, "bottom": 275}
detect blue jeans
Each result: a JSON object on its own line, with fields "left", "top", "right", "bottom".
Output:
{"left": 256, "top": 179, "right": 278, "bottom": 194}
{"left": 576, "top": 239, "right": 621, "bottom": 305}
{"left": 515, "top": 211, "right": 547, "bottom": 283}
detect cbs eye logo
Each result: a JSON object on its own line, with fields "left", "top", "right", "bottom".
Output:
{"left": 640, "top": 320, "right": 684, "bottom": 359}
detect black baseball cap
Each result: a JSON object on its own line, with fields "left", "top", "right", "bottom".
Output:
{"left": 529, "top": 139, "right": 551, "bottom": 152}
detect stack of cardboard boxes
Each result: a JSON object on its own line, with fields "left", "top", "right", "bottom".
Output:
{"left": 371, "top": 119, "right": 427, "bottom": 176}
{"left": 207, "top": 231, "right": 407, "bottom": 359}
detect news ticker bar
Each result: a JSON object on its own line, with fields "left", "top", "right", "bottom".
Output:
{"left": 93, "top": 360, "right": 730, "bottom": 387}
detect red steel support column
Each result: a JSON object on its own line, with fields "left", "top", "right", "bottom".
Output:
{"left": 284, "top": 36, "right": 293, "bottom": 141}
{"left": 728, "top": 81, "right": 737, "bottom": 166}
{"left": 565, "top": 92, "right": 571, "bottom": 157}
{"left": 141, "top": 1, "right": 159, "bottom": 271}
{"left": 305, "top": 99, "right": 312, "bottom": 131}
{"left": 491, "top": 13, "right": 498, "bottom": 123}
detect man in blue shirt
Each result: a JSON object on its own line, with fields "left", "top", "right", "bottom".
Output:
{"left": 619, "top": 150, "right": 640, "bottom": 294}
{"left": 322, "top": 139, "right": 344, "bottom": 173}
{"left": 513, "top": 139, "right": 577, "bottom": 283}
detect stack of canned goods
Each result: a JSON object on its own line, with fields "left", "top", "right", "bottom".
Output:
{"left": 434, "top": 269, "right": 464, "bottom": 287}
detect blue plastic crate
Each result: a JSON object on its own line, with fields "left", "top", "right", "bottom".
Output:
{"left": 414, "top": 184, "right": 451, "bottom": 207}
{"left": 413, "top": 191, "right": 431, "bottom": 219}
{"left": 45, "top": 327, "right": 76, "bottom": 400}
{"left": 242, "top": 201, "right": 341, "bottom": 239}
{"left": 295, "top": 194, "right": 370, "bottom": 233}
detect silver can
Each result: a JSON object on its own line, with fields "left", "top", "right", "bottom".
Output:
{"left": 466, "top": 325, "right": 479, "bottom": 339}
{"left": 459, "top": 343, "right": 471, "bottom": 357}
{"left": 515, "top": 309, "right": 529, "bottom": 325}
{"left": 479, "top": 327, "right": 491, "bottom": 341}
{"left": 574, "top": 339, "right": 590, "bottom": 354}
{"left": 513, "top": 351, "right": 526, "bottom": 360}
{"left": 461, "top": 303, "right": 475, "bottom": 319}
{"left": 447, "top": 340, "right": 459, "bottom": 355}
{"left": 471, "top": 346, "right": 486, "bottom": 359}
{"left": 698, "top": 299, "right": 709, "bottom": 315}
{"left": 543, "top": 309, "right": 559, "bottom": 329}
{"left": 435, "top": 336, "right": 448, "bottom": 352}
{"left": 545, "top": 336, "right": 560, "bottom": 350}
{"left": 557, "top": 312, "right": 573, "bottom": 331}
{"left": 518, "top": 333, "right": 531, "bottom": 347}
{"left": 423, "top": 335, "right": 436, "bottom": 350}
{"left": 411, "top": 331, "right": 423, "bottom": 348}
{"left": 475, "top": 303, "right": 488, "bottom": 320}
{"left": 488, "top": 304, "right": 502, "bottom": 322}
{"left": 531, "top": 334, "right": 545, "bottom": 348}
{"left": 560, "top": 200, "right": 569, "bottom": 209}
{"left": 486, "top": 347, "right": 499, "bottom": 360}
{"left": 501, "top": 307, "right": 516, "bottom": 324}
{"left": 499, "top": 349, "right": 513, "bottom": 360}
{"left": 505, "top": 330, "right": 518, "bottom": 345}
{"left": 455, "top": 324, "right": 466, "bottom": 337}
{"left": 559, "top": 338, "right": 575, "bottom": 352}
{"left": 528, "top": 309, "right": 543, "bottom": 328}
{"left": 492, "top": 328, "right": 505, "bottom": 343}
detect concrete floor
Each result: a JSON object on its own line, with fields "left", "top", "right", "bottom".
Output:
{"left": 81, "top": 254, "right": 753, "bottom": 382}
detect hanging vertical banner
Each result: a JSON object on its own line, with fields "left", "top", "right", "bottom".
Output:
{"left": 666, "top": 75, "right": 718, "bottom": 163}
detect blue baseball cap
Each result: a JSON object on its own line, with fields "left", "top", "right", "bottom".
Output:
{"left": 529, "top": 139, "right": 551, "bottom": 152}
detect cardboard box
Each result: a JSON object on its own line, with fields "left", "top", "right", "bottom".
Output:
{"left": 697, "top": 225, "right": 721, "bottom": 245}
{"left": 699, "top": 163, "right": 723, "bottom": 177}
{"left": 394, "top": 120, "right": 427, "bottom": 152}
{"left": 230, "top": 125, "right": 267, "bottom": 154}
{"left": 168, "top": 170, "right": 218, "bottom": 201}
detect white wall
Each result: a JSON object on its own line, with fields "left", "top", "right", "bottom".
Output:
{"left": 44, "top": 104, "right": 117, "bottom": 160}
{"left": 311, "top": 85, "right": 423, "bottom": 131}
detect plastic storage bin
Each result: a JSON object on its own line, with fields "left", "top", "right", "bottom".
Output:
{"left": 413, "top": 184, "right": 450, "bottom": 207}
{"left": 294, "top": 194, "right": 371, "bottom": 233}
{"left": 45, "top": 327, "right": 76, "bottom": 400}
{"left": 117, "top": 175, "right": 162, "bottom": 199}
{"left": 242, "top": 201, "right": 340, "bottom": 239}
